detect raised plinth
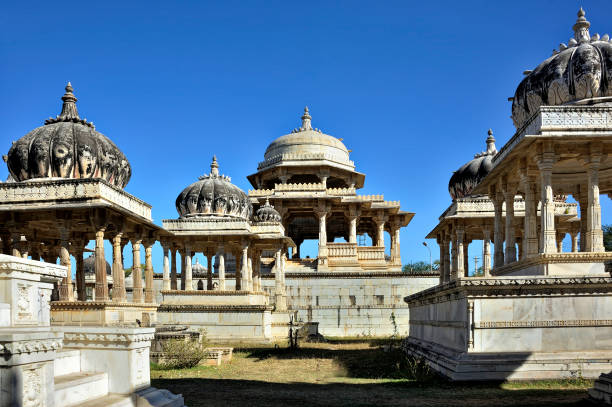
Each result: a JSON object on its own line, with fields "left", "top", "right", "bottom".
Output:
{"left": 51, "top": 301, "right": 158, "bottom": 326}
{"left": 491, "top": 252, "right": 612, "bottom": 276}
{"left": 404, "top": 276, "right": 612, "bottom": 380}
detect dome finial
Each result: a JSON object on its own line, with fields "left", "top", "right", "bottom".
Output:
{"left": 486, "top": 129, "right": 497, "bottom": 155}
{"left": 211, "top": 155, "right": 219, "bottom": 177}
{"left": 573, "top": 7, "right": 591, "bottom": 43}
{"left": 301, "top": 106, "right": 312, "bottom": 130}
{"left": 58, "top": 81, "right": 80, "bottom": 121}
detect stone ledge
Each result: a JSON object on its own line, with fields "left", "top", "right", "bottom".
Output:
{"left": 51, "top": 301, "right": 158, "bottom": 310}
{"left": 404, "top": 276, "right": 612, "bottom": 305}
{"left": 158, "top": 304, "right": 273, "bottom": 313}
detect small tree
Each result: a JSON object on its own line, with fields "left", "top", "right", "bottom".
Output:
{"left": 402, "top": 260, "right": 440, "bottom": 273}
{"left": 604, "top": 224, "right": 612, "bottom": 252}
{"left": 124, "top": 264, "right": 147, "bottom": 278}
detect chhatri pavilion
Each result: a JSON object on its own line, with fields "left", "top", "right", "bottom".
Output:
{"left": 405, "top": 9, "right": 612, "bottom": 382}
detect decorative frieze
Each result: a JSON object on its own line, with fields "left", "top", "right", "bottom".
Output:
{"left": 475, "top": 319, "right": 612, "bottom": 328}
{"left": 0, "top": 338, "right": 62, "bottom": 356}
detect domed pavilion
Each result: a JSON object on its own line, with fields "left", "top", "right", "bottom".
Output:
{"left": 406, "top": 9, "right": 612, "bottom": 382}
{"left": 0, "top": 82, "right": 161, "bottom": 324}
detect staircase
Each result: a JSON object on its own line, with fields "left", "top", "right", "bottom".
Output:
{"left": 285, "top": 259, "right": 318, "bottom": 273}
{"left": 53, "top": 349, "right": 182, "bottom": 407}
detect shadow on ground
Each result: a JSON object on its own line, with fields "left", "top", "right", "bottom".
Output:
{"left": 151, "top": 377, "right": 592, "bottom": 407}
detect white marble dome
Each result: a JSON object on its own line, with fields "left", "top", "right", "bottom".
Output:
{"left": 260, "top": 107, "right": 354, "bottom": 171}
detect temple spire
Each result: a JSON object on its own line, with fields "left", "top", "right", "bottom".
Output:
{"left": 210, "top": 155, "right": 219, "bottom": 177}
{"left": 300, "top": 106, "right": 312, "bottom": 130}
{"left": 58, "top": 82, "right": 80, "bottom": 121}
{"left": 573, "top": 7, "right": 591, "bottom": 43}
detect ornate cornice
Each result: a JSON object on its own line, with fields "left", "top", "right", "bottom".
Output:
{"left": 63, "top": 331, "right": 154, "bottom": 345}
{"left": 260, "top": 271, "right": 439, "bottom": 279}
{"left": 51, "top": 301, "right": 158, "bottom": 310}
{"left": 0, "top": 338, "right": 62, "bottom": 356}
{"left": 404, "top": 276, "right": 612, "bottom": 305}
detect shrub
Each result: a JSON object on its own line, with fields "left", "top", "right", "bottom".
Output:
{"left": 160, "top": 338, "right": 206, "bottom": 369}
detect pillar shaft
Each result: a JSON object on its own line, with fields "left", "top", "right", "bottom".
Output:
{"left": 170, "top": 248, "right": 178, "bottom": 290}
{"left": 111, "top": 234, "right": 126, "bottom": 302}
{"left": 162, "top": 245, "right": 171, "bottom": 291}
{"left": 132, "top": 239, "right": 143, "bottom": 303}
{"left": 348, "top": 216, "right": 357, "bottom": 244}
{"left": 75, "top": 245, "right": 86, "bottom": 301}
{"left": 144, "top": 241, "right": 154, "bottom": 302}
{"left": 206, "top": 250, "right": 213, "bottom": 290}
{"left": 234, "top": 250, "right": 242, "bottom": 291}
{"left": 241, "top": 244, "right": 249, "bottom": 291}
{"left": 184, "top": 245, "right": 192, "bottom": 291}
{"left": 504, "top": 189, "right": 517, "bottom": 263}
{"left": 274, "top": 247, "right": 287, "bottom": 311}
{"left": 523, "top": 181, "right": 539, "bottom": 257}
{"left": 218, "top": 246, "right": 226, "bottom": 290}
{"left": 571, "top": 232, "right": 579, "bottom": 253}
{"left": 482, "top": 227, "right": 491, "bottom": 277}
{"left": 586, "top": 159, "right": 605, "bottom": 251}
{"left": 538, "top": 153, "right": 557, "bottom": 253}
{"left": 493, "top": 196, "right": 505, "bottom": 268}
{"left": 94, "top": 228, "right": 109, "bottom": 301}
{"left": 59, "top": 230, "right": 74, "bottom": 301}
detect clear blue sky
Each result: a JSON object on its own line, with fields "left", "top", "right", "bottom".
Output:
{"left": 1, "top": 1, "right": 611, "bottom": 273}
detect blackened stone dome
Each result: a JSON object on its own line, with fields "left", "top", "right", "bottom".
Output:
{"left": 175, "top": 156, "right": 253, "bottom": 219}
{"left": 83, "top": 254, "right": 111, "bottom": 275}
{"left": 512, "top": 9, "right": 612, "bottom": 129}
{"left": 448, "top": 130, "right": 497, "bottom": 200}
{"left": 4, "top": 83, "right": 131, "bottom": 188}
{"left": 254, "top": 199, "right": 282, "bottom": 222}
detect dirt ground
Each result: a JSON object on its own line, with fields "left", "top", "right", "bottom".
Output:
{"left": 151, "top": 340, "right": 594, "bottom": 407}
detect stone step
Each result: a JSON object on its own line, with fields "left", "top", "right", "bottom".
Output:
{"left": 54, "top": 349, "right": 81, "bottom": 376}
{"left": 69, "top": 393, "right": 134, "bottom": 407}
{"left": 54, "top": 371, "right": 108, "bottom": 407}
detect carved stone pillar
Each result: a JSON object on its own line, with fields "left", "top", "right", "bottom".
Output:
{"left": 170, "top": 247, "right": 178, "bottom": 290}
{"left": 274, "top": 247, "right": 286, "bottom": 311}
{"left": 522, "top": 179, "right": 539, "bottom": 258}
{"left": 73, "top": 242, "right": 86, "bottom": 301}
{"left": 234, "top": 249, "right": 242, "bottom": 291}
{"left": 537, "top": 147, "right": 557, "bottom": 253}
{"left": 482, "top": 226, "right": 491, "bottom": 277}
{"left": 463, "top": 240, "right": 470, "bottom": 278}
{"left": 162, "top": 243, "right": 171, "bottom": 291}
{"left": 241, "top": 242, "right": 249, "bottom": 291}
{"left": 492, "top": 190, "right": 505, "bottom": 268}
{"left": 144, "top": 240, "right": 154, "bottom": 302}
{"left": 111, "top": 233, "right": 126, "bottom": 302}
{"left": 179, "top": 249, "right": 186, "bottom": 290}
{"left": 450, "top": 228, "right": 458, "bottom": 281}
{"left": 314, "top": 205, "right": 329, "bottom": 265}
{"left": 206, "top": 248, "right": 214, "bottom": 290}
{"left": 443, "top": 233, "right": 451, "bottom": 283}
{"left": 571, "top": 231, "right": 579, "bottom": 253}
{"left": 579, "top": 198, "right": 588, "bottom": 252}
{"left": 556, "top": 232, "right": 565, "bottom": 253}
{"left": 253, "top": 251, "right": 261, "bottom": 292}
{"left": 58, "top": 228, "right": 74, "bottom": 301}
{"left": 217, "top": 245, "right": 226, "bottom": 290}
{"left": 94, "top": 228, "right": 109, "bottom": 301}
{"left": 184, "top": 244, "right": 192, "bottom": 291}
{"left": 130, "top": 239, "right": 142, "bottom": 302}
{"left": 586, "top": 151, "right": 605, "bottom": 252}
{"left": 456, "top": 226, "right": 465, "bottom": 279}
{"left": 437, "top": 235, "right": 445, "bottom": 284}
{"left": 503, "top": 183, "right": 517, "bottom": 264}
{"left": 374, "top": 214, "right": 387, "bottom": 247}
{"left": 247, "top": 252, "right": 253, "bottom": 292}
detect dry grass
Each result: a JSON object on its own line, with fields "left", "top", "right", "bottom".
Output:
{"left": 151, "top": 340, "right": 594, "bottom": 407}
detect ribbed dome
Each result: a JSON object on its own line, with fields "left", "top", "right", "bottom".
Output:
{"left": 512, "top": 9, "right": 612, "bottom": 129}
{"left": 254, "top": 199, "right": 282, "bottom": 222}
{"left": 175, "top": 156, "right": 252, "bottom": 219}
{"left": 448, "top": 130, "right": 497, "bottom": 200}
{"left": 83, "top": 254, "right": 111, "bottom": 275}
{"left": 262, "top": 107, "right": 351, "bottom": 168}
{"left": 4, "top": 83, "right": 131, "bottom": 188}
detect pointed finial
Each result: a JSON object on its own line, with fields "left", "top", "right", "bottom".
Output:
{"left": 573, "top": 7, "right": 591, "bottom": 43}
{"left": 210, "top": 155, "right": 219, "bottom": 177}
{"left": 300, "top": 106, "right": 312, "bottom": 130}
{"left": 486, "top": 129, "right": 497, "bottom": 155}
{"left": 58, "top": 81, "right": 80, "bottom": 121}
